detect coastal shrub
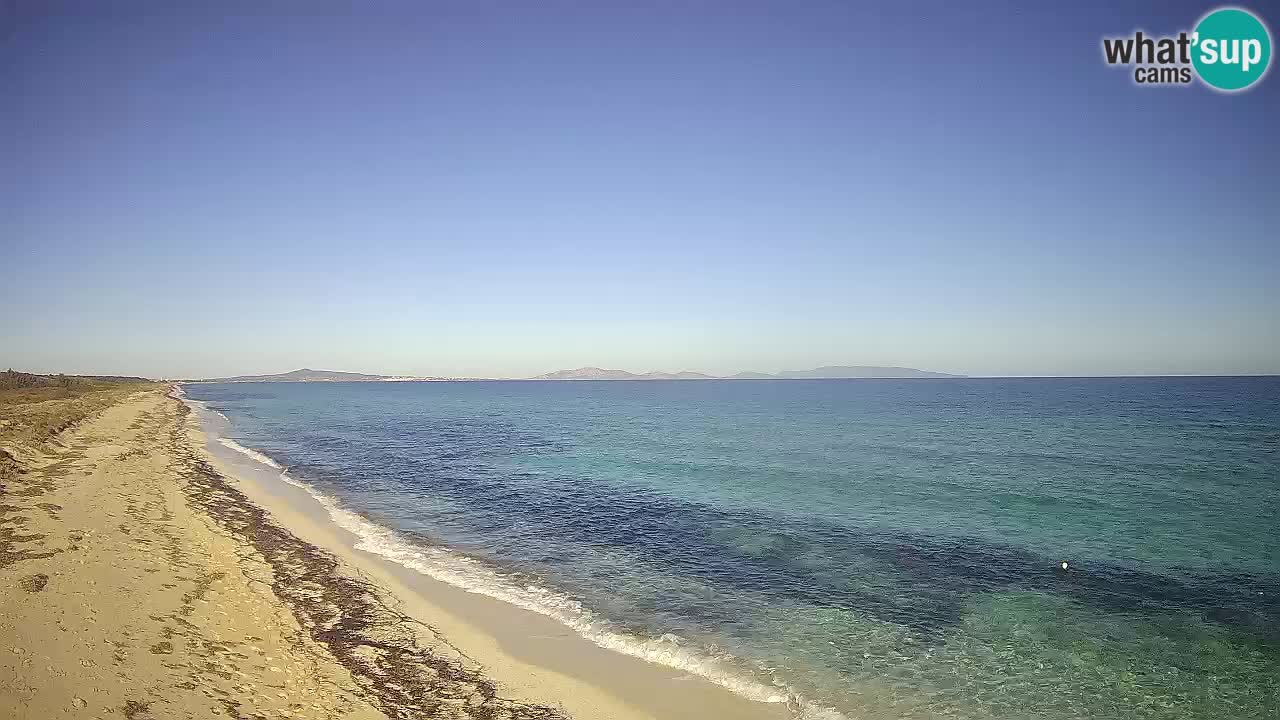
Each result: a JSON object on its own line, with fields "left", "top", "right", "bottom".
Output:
{"left": 0, "top": 369, "right": 48, "bottom": 391}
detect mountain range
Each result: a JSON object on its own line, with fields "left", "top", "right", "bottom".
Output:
{"left": 192, "top": 365, "right": 962, "bottom": 383}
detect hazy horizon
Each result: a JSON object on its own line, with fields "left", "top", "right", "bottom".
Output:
{"left": 10, "top": 363, "right": 1280, "bottom": 382}
{"left": 4, "top": 2, "right": 1277, "bottom": 379}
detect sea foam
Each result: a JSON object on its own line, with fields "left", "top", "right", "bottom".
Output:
{"left": 217, "top": 437, "right": 282, "bottom": 469}
{"left": 203, "top": 407, "right": 846, "bottom": 719}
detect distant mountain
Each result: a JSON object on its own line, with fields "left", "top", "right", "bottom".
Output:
{"left": 196, "top": 368, "right": 419, "bottom": 383}
{"left": 530, "top": 367, "right": 720, "bottom": 380}
{"left": 531, "top": 367, "right": 631, "bottom": 380}
{"left": 642, "top": 370, "right": 718, "bottom": 380}
{"left": 774, "top": 365, "right": 961, "bottom": 379}
{"left": 199, "top": 365, "right": 963, "bottom": 383}
{"left": 531, "top": 365, "right": 962, "bottom": 380}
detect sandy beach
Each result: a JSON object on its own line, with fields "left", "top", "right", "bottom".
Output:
{"left": 0, "top": 384, "right": 790, "bottom": 720}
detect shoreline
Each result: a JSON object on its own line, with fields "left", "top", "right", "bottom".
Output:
{"left": 181, "top": 390, "right": 796, "bottom": 720}
{"left": 1, "top": 385, "right": 792, "bottom": 719}
{"left": 1, "top": 386, "right": 393, "bottom": 719}
{"left": 172, "top": 396, "right": 577, "bottom": 719}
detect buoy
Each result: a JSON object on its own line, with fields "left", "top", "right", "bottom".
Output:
{"left": 1061, "top": 561, "right": 1069, "bottom": 570}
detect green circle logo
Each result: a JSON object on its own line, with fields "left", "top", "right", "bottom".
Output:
{"left": 1192, "top": 7, "right": 1272, "bottom": 91}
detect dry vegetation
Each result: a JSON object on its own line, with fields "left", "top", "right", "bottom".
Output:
{"left": 0, "top": 370, "right": 155, "bottom": 478}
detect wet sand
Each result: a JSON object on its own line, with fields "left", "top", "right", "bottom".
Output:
{"left": 0, "top": 386, "right": 791, "bottom": 719}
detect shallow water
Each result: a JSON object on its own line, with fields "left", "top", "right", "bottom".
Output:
{"left": 183, "top": 377, "right": 1280, "bottom": 719}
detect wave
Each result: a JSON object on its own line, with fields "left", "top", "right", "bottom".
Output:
{"left": 217, "top": 437, "right": 282, "bottom": 469}
{"left": 179, "top": 392, "right": 231, "bottom": 423}
{"left": 200, "top": 404, "right": 845, "bottom": 719}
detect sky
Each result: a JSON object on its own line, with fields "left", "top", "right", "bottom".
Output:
{"left": 2, "top": 1, "right": 1278, "bottom": 379}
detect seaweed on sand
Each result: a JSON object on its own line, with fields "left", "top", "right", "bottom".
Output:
{"left": 169, "top": 401, "right": 568, "bottom": 720}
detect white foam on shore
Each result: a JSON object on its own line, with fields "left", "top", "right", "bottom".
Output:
{"left": 178, "top": 391, "right": 230, "bottom": 423}
{"left": 217, "top": 438, "right": 282, "bottom": 469}
{"left": 275, "top": 468, "right": 802, "bottom": 705}
{"left": 197, "top": 402, "right": 847, "bottom": 719}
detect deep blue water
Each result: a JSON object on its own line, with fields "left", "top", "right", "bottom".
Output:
{"left": 183, "top": 377, "right": 1280, "bottom": 719}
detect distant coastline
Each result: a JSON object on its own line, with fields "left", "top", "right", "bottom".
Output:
{"left": 187, "top": 365, "right": 965, "bottom": 383}
{"left": 191, "top": 368, "right": 439, "bottom": 383}
{"left": 528, "top": 365, "right": 964, "bottom": 380}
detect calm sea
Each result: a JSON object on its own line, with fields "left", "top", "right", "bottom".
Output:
{"left": 182, "top": 377, "right": 1280, "bottom": 719}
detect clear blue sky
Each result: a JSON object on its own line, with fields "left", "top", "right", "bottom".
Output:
{"left": 3, "top": 1, "right": 1277, "bottom": 378}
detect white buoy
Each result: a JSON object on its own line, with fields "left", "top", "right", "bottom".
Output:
{"left": 1061, "top": 561, "right": 1069, "bottom": 570}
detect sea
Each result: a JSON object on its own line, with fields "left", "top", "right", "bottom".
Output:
{"left": 181, "top": 377, "right": 1280, "bottom": 719}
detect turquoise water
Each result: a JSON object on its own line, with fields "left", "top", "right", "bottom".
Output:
{"left": 183, "top": 377, "right": 1280, "bottom": 718}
